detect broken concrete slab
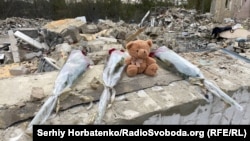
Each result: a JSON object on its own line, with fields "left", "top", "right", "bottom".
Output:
{"left": 8, "top": 30, "right": 20, "bottom": 63}
{"left": 81, "top": 24, "right": 99, "bottom": 34}
{"left": 14, "top": 28, "right": 39, "bottom": 38}
{"left": 142, "top": 87, "right": 250, "bottom": 125}
{"left": 87, "top": 51, "right": 108, "bottom": 65}
{"left": 1, "top": 49, "right": 249, "bottom": 128}
{"left": 0, "top": 71, "right": 58, "bottom": 107}
{"left": 0, "top": 65, "right": 183, "bottom": 128}
{"left": 45, "top": 80, "right": 206, "bottom": 125}
{"left": 24, "top": 51, "right": 42, "bottom": 60}
{"left": 0, "top": 71, "right": 58, "bottom": 129}
{"left": 181, "top": 50, "right": 250, "bottom": 92}
{"left": 0, "top": 100, "right": 42, "bottom": 129}
{"left": 37, "top": 57, "right": 60, "bottom": 73}
{"left": 14, "top": 31, "right": 43, "bottom": 50}
{"left": 86, "top": 40, "right": 106, "bottom": 52}
{"left": 43, "top": 18, "right": 86, "bottom": 34}
{"left": 42, "top": 19, "right": 87, "bottom": 45}
{"left": 61, "top": 26, "right": 81, "bottom": 44}
{"left": 30, "top": 87, "right": 45, "bottom": 101}
{"left": 9, "top": 65, "right": 30, "bottom": 76}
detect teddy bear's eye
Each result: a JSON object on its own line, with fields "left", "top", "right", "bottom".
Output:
{"left": 136, "top": 50, "right": 139, "bottom": 52}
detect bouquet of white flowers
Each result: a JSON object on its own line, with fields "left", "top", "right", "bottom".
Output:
{"left": 10, "top": 50, "right": 91, "bottom": 141}
{"left": 94, "top": 49, "right": 128, "bottom": 124}
{"left": 154, "top": 46, "right": 243, "bottom": 111}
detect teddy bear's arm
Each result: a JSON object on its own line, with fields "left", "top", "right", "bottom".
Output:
{"left": 125, "top": 56, "right": 132, "bottom": 65}
{"left": 146, "top": 57, "right": 157, "bottom": 65}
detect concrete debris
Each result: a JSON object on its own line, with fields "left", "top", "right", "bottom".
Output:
{"left": 0, "top": 6, "right": 250, "bottom": 139}
{"left": 55, "top": 42, "right": 72, "bottom": 57}
{"left": 8, "top": 30, "right": 21, "bottom": 63}
{"left": 82, "top": 24, "right": 99, "bottom": 34}
{"left": 61, "top": 25, "right": 81, "bottom": 44}
{"left": 30, "top": 87, "right": 45, "bottom": 101}
{"left": 9, "top": 65, "right": 30, "bottom": 76}
{"left": 43, "top": 18, "right": 85, "bottom": 34}
{"left": 0, "top": 65, "right": 183, "bottom": 128}
{"left": 37, "top": 28, "right": 64, "bottom": 48}
{"left": 37, "top": 57, "right": 60, "bottom": 73}
{"left": 24, "top": 51, "right": 42, "bottom": 60}
{"left": 14, "top": 31, "right": 43, "bottom": 50}
{"left": 75, "top": 16, "right": 87, "bottom": 23}
{"left": 0, "top": 17, "right": 51, "bottom": 36}
{"left": 15, "top": 28, "right": 39, "bottom": 38}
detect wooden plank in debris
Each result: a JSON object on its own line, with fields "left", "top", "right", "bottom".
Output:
{"left": 14, "top": 31, "right": 43, "bottom": 50}
{"left": 8, "top": 30, "right": 20, "bottom": 63}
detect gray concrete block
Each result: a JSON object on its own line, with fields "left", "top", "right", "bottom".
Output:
{"left": 220, "top": 106, "right": 235, "bottom": 124}
{"left": 163, "top": 114, "right": 181, "bottom": 124}
{"left": 180, "top": 108, "right": 198, "bottom": 124}
{"left": 209, "top": 113, "right": 222, "bottom": 124}
{"left": 195, "top": 105, "right": 212, "bottom": 124}
{"left": 30, "top": 87, "right": 45, "bottom": 101}
{"left": 231, "top": 103, "right": 247, "bottom": 124}
{"left": 240, "top": 101, "right": 250, "bottom": 124}
{"left": 14, "top": 31, "right": 43, "bottom": 49}
{"left": 15, "top": 28, "right": 39, "bottom": 38}
{"left": 8, "top": 30, "right": 20, "bottom": 63}
{"left": 211, "top": 97, "right": 226, "bottom": 114}
{"left": 9, "top": 66, "right": 30, "bottom": 76}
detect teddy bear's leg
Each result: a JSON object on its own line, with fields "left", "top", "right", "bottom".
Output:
{"left": 126, "top": 65, "right": 138, "bottom": 77}
{"left": 138, "top": 63, "right": 147, "bottom": 74}
{"left": 144, "top": 64, "right": 158, "bottom": 76}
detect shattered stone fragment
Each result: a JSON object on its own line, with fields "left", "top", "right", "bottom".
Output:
{"left": 9, "top": 65, "right": 30, "bottom": 76}
{"left": 30, "top": 87, "right": 45, "bottom": 101}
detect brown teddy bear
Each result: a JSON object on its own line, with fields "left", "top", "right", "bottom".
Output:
{"left": 124, "top": 39, "right": 158, "bottom": 77}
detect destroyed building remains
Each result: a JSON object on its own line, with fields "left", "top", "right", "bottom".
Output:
{"left": 0, "top": 1, "right": 250, "bottom": 141}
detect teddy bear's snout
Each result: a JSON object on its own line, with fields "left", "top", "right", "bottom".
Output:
{"left": 138, "top": 50, "right": 148, "bottom": 58}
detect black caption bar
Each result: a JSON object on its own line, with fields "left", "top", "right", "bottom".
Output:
{"left": 33, "top": 125, "right": 249, "bottom": 140}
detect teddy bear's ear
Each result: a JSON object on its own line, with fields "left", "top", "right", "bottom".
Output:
{"left": 126, "top": 41, "right": 134, "bottom": 50}
{"left": 147, "top": 40, "right": 153, "bottom": 47}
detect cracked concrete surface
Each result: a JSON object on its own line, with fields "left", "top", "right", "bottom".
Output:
{"left": 0, "top": 49, "right": 250, "bottom": 141}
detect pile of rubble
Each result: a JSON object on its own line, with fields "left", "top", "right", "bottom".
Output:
{"left": 0, "top": 17, "right": 51, "bottom": 35}
{"left": 0, "top": 6, "right": 250, "bottom": 141}
{"left": 0, "top": 9, "right": 212, "bottom": 77}
{"left": 0, "top": 7, "right": 250, "bottom": 79}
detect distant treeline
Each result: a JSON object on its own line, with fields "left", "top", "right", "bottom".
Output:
{"left": 0, "top": 0, "right": 212, "bottom": 23}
